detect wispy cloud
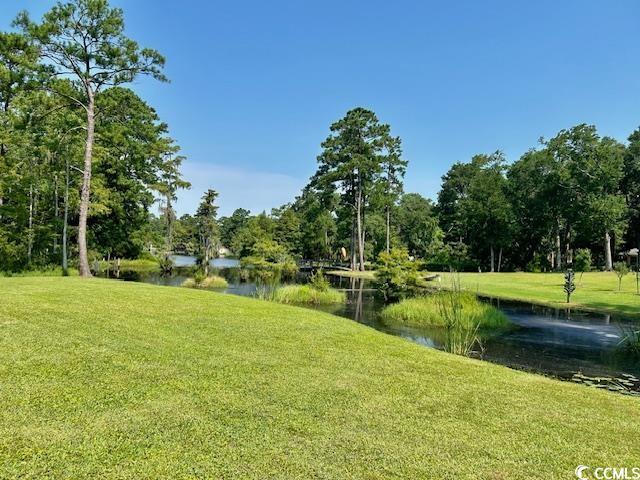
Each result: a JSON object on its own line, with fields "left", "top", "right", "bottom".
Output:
{"left": 173, "top": 162, "right": 307, "bottom": 217}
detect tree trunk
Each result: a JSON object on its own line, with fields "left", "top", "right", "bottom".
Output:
{"left": 78, "top": 90, "right": 95, "bottom": 277}
{"left": 356, "top": 185, "right": 365, "bottom": 271}
{"left": 203, "top": 238, "right": 210, "bottom": 276}
{"left": 350, "top": 217, "right": 357, "bottom": 271}
{"left": 53, "top": 172, "right": 59, "bottom": 254}
{"left": 165, "top": 194, "right": 173, "bottom": 253}
{"left": 490, "top": 245, "right": 495, "bottom": 272}
{"left": 385, "top": 206, "right": 390, "bottom": 254}
{"left": 604, "top": 231, "right": 613, "bottom": 271}
{"left": 324, "top": 228, "right": 329, "bottom": 259}
{"left": 555, "top": 230, "right": 562, "bottom": 271}
{"left": 497, "top": 247, "right": 503, "bottom": 272}
{"left": 27, "top": 182, "right": 34, "bottom": 265}
{"left": 62, "top": 158, "right": 69, "bottom": 275}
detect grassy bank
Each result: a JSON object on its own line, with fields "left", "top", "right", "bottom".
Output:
{"left": 326, "top": 269, "right": 376, "bottom": 280}
{"left": 0, "top": 277, "right": 638, "bottom": 478}
{"left": 381, "top": 292, "right": 510, "bottom": 330}
{"left": 439, "top": 271, "right": 640, "bottom": 316}
{"left": 0, "top": 266, "right": 79, "bottom": 277}
{"left": 98, "top": 258, "right": 160, "bottom": 272}
{"left": 272, "top": 284, "right": 346, "bottom": 305}
{"left": 330, "top": 270, "right": 640, "bottom": 316}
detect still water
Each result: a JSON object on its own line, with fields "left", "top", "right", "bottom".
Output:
{"left": 107, "top": 256, "right": 640, "bottom": 395}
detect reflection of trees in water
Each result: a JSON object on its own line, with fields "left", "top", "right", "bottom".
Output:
{"left": 349, "top": 277, "right": 365, "bottom": 323}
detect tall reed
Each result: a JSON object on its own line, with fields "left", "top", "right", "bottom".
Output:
{"left": 435, "top": 275, "right": 482, "bottom": 356}
{"left": 618, "top": 325, "right": 640, "bottom": 357}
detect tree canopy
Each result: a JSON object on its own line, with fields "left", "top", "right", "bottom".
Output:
{"left": 1, "top": 2, "right": 640, "bottom": 275}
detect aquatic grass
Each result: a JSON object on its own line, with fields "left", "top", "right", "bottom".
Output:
{"left": 381, "top": 292, "right": 510, "bottom": 330}
{"left": 272, "top": 284, "right": 346, "bottom": 305}
{"left": 182, "top": 275, "right": 229, "bottom": 289}
{"left": 253, "top": 281, "right": 278, "bottom": 301}
{"left": 435, "top": 288, "right": 482, "bottom": 356}
{"left": 0, "top": 277, "right": 639, "bottom": 478}
{"left": 618, "top": 325, "right": 640, "bottom": 356}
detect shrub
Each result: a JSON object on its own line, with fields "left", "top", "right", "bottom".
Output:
{"left": 573, "top": 249, "right": 592, "bottom": 273}
{"left": 183, "top": 274, "right": 229, "bottom": 290}
{"left": 309, "top": 269, "right": 330, "bottom": 292}
{"left": 272, "top": 285, "right": 345, "bottom": 305}
{"left": 138, "top": 250, "right": 158, "bottom": 262}
{"left": 613, "top": 262, "right": 629, "bottom": 291}
{"left": 158, "top": 254, "right": 174, "bottom": 274}
{"left": 376, "top": 248, "right": 423, "bottom": 301}
{"left": 242, "top": 239, "right": 298, "bottom": 278}
{"left": 525, "top": 253, "right": 551, "bottom": 273}
{"left": 193, "top": 270, "right": 207, "bottom": 286}
{"left": 440, "top": 240, "right": 477, "bottom": 271}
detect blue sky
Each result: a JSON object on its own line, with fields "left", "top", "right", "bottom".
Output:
{"left": 3, "top": 1, "right": 640, "bottom": 216}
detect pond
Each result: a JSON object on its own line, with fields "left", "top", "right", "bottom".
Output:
{"left": 171, "top": 255, "right": 241, "bottom": 269}
{"left": 104, "top": 257, "right": 640, "bottom": 396}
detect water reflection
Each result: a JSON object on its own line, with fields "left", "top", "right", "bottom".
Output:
{"left": 170, "top": 255, "right": 240, "bottom": 269}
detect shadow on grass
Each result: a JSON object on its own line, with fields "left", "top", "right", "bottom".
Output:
{"left": 578, "top": 301, "right": 640, "bottom": 318}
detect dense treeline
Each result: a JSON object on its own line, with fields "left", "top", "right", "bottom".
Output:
{"left": 0, "top": 0, "right": 188, "bottom": 273}
{"left": 203, "top": 119, "right": 640, "bottom": 273}
{"left": 2, "top": 1, "right": 639, "bottom": 275}
{"left": 438, "top": 124, "right": 639, "bottom": 272}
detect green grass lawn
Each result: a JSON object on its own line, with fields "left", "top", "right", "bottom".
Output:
{"left": 438, "top": 271, "right": 640, "bottom": 316}
{"left": 329, "top": 270, "right": 640, "bottom": 316}
{"left": 0, "top": 277, "right": 638, "bottom": 479}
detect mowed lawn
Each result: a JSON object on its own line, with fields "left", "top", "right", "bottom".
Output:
{"left": 438, "top": 271, "right": 640, "bottom": 316}
{"left": 0, "top": 278, "right": 638, "bottom": 479}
